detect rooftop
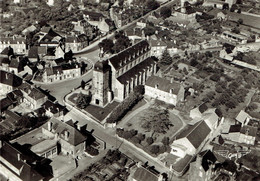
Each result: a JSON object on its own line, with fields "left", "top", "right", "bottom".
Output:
{"left": 132, "top": 167, "right": 159, "bottom": 181}
{"left": 42, "top": 118, "right": 88, "bottom": 146}
{"left": 145, "top": 75, "right": 182, "bottom": 94}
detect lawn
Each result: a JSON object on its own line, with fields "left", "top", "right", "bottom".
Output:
{"left": 117, "top": 103, "right": 184, "bottom": 156}
{"left": 84, "top": 101, "right": 119, "bottom": 122}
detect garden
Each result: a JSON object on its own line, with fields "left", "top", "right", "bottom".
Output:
{"left": 116, "top": 101, "right": 184, "bottom": 157}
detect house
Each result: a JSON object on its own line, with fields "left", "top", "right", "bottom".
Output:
{"left": 28, "top": 47, "right": 39, "bottom": 62}
{"left": 170, "top": 120, "right": 211, "bottom": 158}
{"left": 65, "top": 35, "right": 88, "bottom": 53}
{"left": 83, "top": 11, "right": 104, "bottom": 22}
{"left": 38, "top": 28, "right": 63, "bottom": 48}
{"left": 0, "top": 97, "right": 14, "bottom": 113}
{"left": 0, "top": 140, "right": 44, "bottom": 181}
{"left": 22, "top": 25, "right": 37, "bottom": 35}
{"left": 235, "top": 110, "right": 251, "bottom": 126}
{"left": 42, "top": 63, "right": 81, "bottom": 83}
{"left": 145, "top": 76, "right": 185, "bottom": 106}
{"left": 217, "top": 11, "right": 227, "bottom": 20}
{"left": 150, "top": 40, "right": 167, "bottom": 58}
{"left": 136, "top": 18, "right": 147, "bottom": 29}
{"left": 125, "top": 28, "right": 144, "bottom": 43}
{"left": 190, "top": 103, "right": 208, "bottom": 119}
{"left": 0, "top": 70, "right": 23, "bottom": 96}
{"left": 42, "top": 100, "right": 66, "bottom": 118}
{"left": 219, "top": 43, "right": 236, "bottom": 61}
{"left": 0, "top": 36, "right": 27, "bottom": 54}
{"left": 188, "top": 150, "right": 217, "bottom": 181}
{"left": 41, "top": 118, "right": 88, "bottom": 157}
{"left": 131, "top": 166, "right": 163, "bottom": 181}
{"left": 19, "top": 82, "right": 48, "bottom": 109}
{"left": 97, "top": 19, "right": 115, "bottom": 33}
{"left": 202, "top": 0, "right": 228, "bottom": 9}
{"left": 226, "top": 124, "right": 257, "bottom": 145}
{"left": 91, "top": 40, "right": 156, "bottom": 107}
{"left": 221, "top": 31, "right": 248, "bottom": 44}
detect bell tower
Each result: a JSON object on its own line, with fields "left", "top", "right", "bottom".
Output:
{"left": 91, "top": 60, "right": 111, "bottom": 107}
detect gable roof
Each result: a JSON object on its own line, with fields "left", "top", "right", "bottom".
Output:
{"left": 42, "top": 118, "right": 88, "bottom": 146}
{"left": 145, "top": 75, "right": 182, "bottom": 94}
{"left": 176, "top": 120, "right": 211, "bottom": 149}
{"left": 240, "top": 125, "right": 257, "bottom": 137}
{"left": 0, "top": 70, "right": 23, "bottom": 87}
{"left": 199, "top": 150, "right": 217, "bottom": 172}
{"left": 132, "top": 167, "right": 159, "bottom": 181}
{"left": 108, "top": 40, "right": 150, "bottom": 70}
{"left": 0, "top": 141, "right": 44, "bottom": 181}
{"left": 117, "top": 57, "right": 155, "bottom": 84}
{"left": 0, "top": 97, "right": 13, "bottom": 111}
{"left": 236, "top": 110, "right": 250, "bottom": 124}
{"left": 229, "top": 124, "right": 241, "bottom": 133}
{"left": 150, "top": 40, "right": 167, "bottom": 47}
{"left": 28, "top": 88, "right": 46, "bottom": 100}
{"left": 28, "top": 47, "right": 39, "bottom": 59}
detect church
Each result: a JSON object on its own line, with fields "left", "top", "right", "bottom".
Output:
{"left": 91, "top": 40, "right": 157, "bottom": 107}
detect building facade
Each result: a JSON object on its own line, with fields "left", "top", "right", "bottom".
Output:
{"left": 145, "top": 76, "right": 184, "bottom": 106}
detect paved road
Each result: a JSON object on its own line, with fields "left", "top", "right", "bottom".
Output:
{"left": 35, "top": 70, "right": 93, "bottom": 105}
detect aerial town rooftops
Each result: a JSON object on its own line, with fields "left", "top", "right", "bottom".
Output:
{"left": 0, "top": 36, "right": 26, "bottom": 44}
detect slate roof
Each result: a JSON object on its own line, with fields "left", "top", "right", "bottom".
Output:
{"left": 0, "top": 70, "right": 22, "bottom": 87}
{"left": 94, "top": 60, "right": 110, "bottom": 73}
{"left": 240, "top": 125, "right": 257, "bottom": 137}
{"left": 117, "top": 57, "right": 155, "bottom": 84}
{"left": 0, "top": 57, "right": 10, "bottom": 65}
{"left": 145, "top": 75, "right": 182, "bottom": 94}
{"left": 132, "top": 167, "right": 159, "bottom": 181}
{"left": 28, "top": 47, "right": 39, "bottom": 59}
{"left": 42, "top": 100, "right": 65, "bottom": 114}
{"left": 0, "top": 141, "right": 44, "bottom": 181}
{"left": 236, "top": 110, "right": 250, "bottom": 124}
{"left": 42, "top": 118, "right": 88, "bottom": 146}
{"left": 125, "top": 28, "right": 142, "bottom": 37}
{"left": 150, "top": 40, "right": 167, "bottom": 47}
{"left": 28, "top": 88, "right": 46, "bottom": 100}
{"left": 108, "top": 40, "right": 150, "bottom": 70}
{"left": 199, "top": 150, "right": 217, "bottom": 172}
{"left": 229, "top": 125, "right": 241, "bottom": 133}
{"left": 199, "top": 103, "right": 208, "bottom": 114}
{"left": 0, "top": 97, "right": 13, "bottom": 111}
{"left": 9, "top": 58, "right": 20, "bottom": 68}
{"left": 176, "top": 120, "right": 211, "bottom": 149}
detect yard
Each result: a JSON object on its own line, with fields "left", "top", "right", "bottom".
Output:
{"left": 67, "top": 92, "right": 120, "bottom": 122}
{"left": 117, "top": 101, "right": 185, "bottom": 156}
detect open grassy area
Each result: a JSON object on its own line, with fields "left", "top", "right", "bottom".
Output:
{"left": 117, "top": 102, "right": 184, "bottom": 156}
{"left": 84, "top": 101, "right": 119, "bottom": 122}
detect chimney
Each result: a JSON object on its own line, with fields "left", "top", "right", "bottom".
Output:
{"left": 0, "top": 140, "right": 2, "bottom": 148}
{"left": 170, "top": 78, "right": 173, "bottom": 83}
{"left": 64, "top": 131, "right": 69, "bottom": 141}
{"left": 5, "top": 73, "right": 8, "bottom": 80}
{"left": 155, "top": 84, "right": 158, "bottom": 89}
{"left": 137, "top": 162, "right": 142, "bottom": 168}
{"left": 17, "top": 153, "right": 21, "bottom": 161}
{"left": 170, "top": 88, "right": 173, "bottom": 94}
{"left": 77, "top": 124, "right": 81, "bottom": 131}
{"left": 48, "top": 122, "right": 52, "bottom": 131}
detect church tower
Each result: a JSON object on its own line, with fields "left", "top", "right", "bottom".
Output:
{"left": 91, "top": 60, "right": 111, "bottom": 107}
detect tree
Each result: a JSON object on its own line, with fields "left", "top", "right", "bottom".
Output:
{"left": 159, "top": 49, "right": 172, "bottom": 66}
{"left": 146, "top": 137, "right": 154, "bottom": 145}
{"left": 162, "top": 137, "right": 170, "bottom": 145}
{"left": 76, "top": 92, "right": 91, "bottom": 109}
{"left": 98, "top": 39, "right": 114, "bottom": 54}
{"left": 146, "top": 0, "right": 160, "bottom": 11}
{"left": 143, "top": 26, "right": 156, "bottom": 36}
{"left": 113, "top": 31, "right": 131, "bottom": 53}
{"left": 149, "top": 145, "right": 159, "bottom": 154}
{"left": 81, "top": 80, "right": 85, "bottom": 90}
{"left": 160, "top": 6, "right": 172, "bottom": 19}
